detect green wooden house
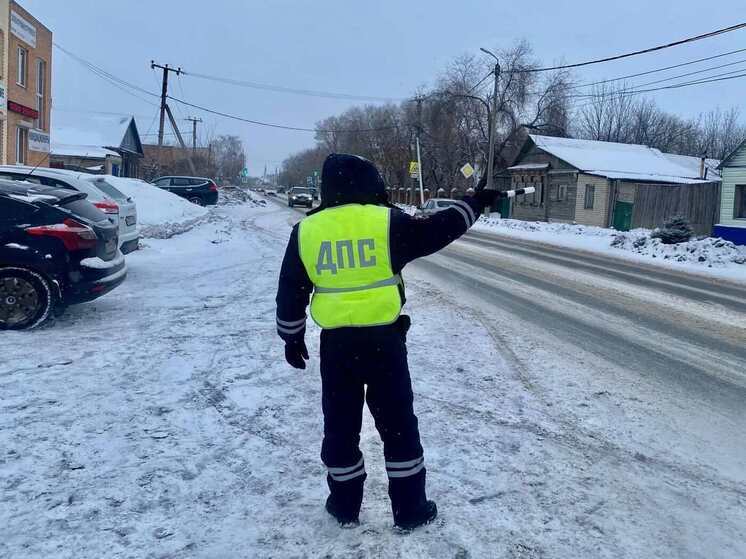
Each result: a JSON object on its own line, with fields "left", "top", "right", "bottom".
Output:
{"left": 714, "top": 140, "right": 746, "bottom": 245}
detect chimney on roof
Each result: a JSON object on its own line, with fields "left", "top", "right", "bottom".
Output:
{"left": 699, "top": 155, "right": 706, "bottom": 179}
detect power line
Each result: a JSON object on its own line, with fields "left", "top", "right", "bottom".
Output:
{"left": 182, "top": 70, "right": 404, "bottom": 102}
{"left": 54, "top": 43, "right": 160, "bottom": 104}
{"left": 524, "top": 22, "right": 746, "bottom": 73}
{"left": 571, "top": 58, "right": 746, "bottom": 98}
{"left": 573, "top": 70, "right": 746, "bottom": 110}
{"left": 167, "top": 95, "right": 398, "bottom": 133}
{"left": 568, "top": 47, "right": 746, "bottom": 90}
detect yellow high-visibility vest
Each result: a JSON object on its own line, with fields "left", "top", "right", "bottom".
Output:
{"left": 298, "top": 204, "right": 402, "bottom": 329}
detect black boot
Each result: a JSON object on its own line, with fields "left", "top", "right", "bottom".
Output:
{"left": 394, "top": 500, "right": 438, "bottom": 531}
{"left": 325, "top": 496, "right": 360, "bottom": 527}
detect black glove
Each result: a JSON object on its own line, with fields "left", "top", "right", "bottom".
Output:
{"left": 472, "top": 188, "right": 500, "bottom": 207}
{"left": 285, "top": 340, "right": 309, "bottom": 370}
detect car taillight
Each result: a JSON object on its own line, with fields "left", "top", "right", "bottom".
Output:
{"left": 26, "top": 218, "right": 98, "bottom": 251}
{"left": 209, "top": 181, "right": 218, "bottom": 192}
{"left": 94, "top": 200, "right": 120, "bottom": 215}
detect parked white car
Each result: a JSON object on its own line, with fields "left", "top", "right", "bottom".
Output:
{"left": 417, "top": 198, "right": 460, "bottom": 216}
{"left": 0, "top": 166, "right": 139, "bottom": 254}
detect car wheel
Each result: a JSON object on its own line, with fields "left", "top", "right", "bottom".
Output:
{"left": 189, "top": 196, "right": 205, "bottom": 206}
{"left": 0, "top": 268, "right": 54, "bottom": 330}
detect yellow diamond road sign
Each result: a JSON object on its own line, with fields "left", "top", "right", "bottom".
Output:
{"left": 460, "top": 163, "right": 475, "bottom": 179}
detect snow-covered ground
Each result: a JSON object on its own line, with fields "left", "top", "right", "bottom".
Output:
{"left": 474, "top": 217, "right": 746, "bottom": 283}
{"left": 2, "top": 201, "right": 745, "bottom": 558}
{"left": 398, "top": 203, "right": 746, "bottom": 282}
{"left": 474, "top": 216, "right": 746, "bottom": 282}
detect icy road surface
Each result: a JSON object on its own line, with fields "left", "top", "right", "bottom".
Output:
{"left": 2, "top": 201, "right": 746, "bottom": 558}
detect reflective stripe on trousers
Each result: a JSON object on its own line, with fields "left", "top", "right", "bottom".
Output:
{"left": 386, "top": 456, "right": 425, "bottom": 479}
{"left": 328, "top": 457, "right": 366, "bottom": 482}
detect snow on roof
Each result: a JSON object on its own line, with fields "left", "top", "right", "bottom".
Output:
{"left": 661, "top": 153, "right": 721, "bottom": 179}
{"left": 52, "top": 114, "right": 135, "bottom": 152}
{"left": 50, "top": 143, "right": 120, "bottom": 159}
{"left": 508, "top": 163, "right": 549, "bottom": 171}
{"left": 529, "top": 135, "right": 719, "bottom": 184}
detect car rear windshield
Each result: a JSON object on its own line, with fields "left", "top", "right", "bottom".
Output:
{"left": 60, "top": 198, "right": 108, "bottom": 223}
{"left": 294, "top": 188, "right": 312, "bottom": 194}
{"left": 90, "top": 178, "right": 128, "bottom": 201}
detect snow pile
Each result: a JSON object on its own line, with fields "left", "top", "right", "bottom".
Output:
{"left": 218, "top": 186, "right": 267, "bottom": 207}
{"left": 610, "top": 230, "right": 746, "bottom": 267}
{"left": 100, "top": 176, "right": 209, "bottom": 238}
{"left": 475, "top": 217, "right": 746, "bottom": 273}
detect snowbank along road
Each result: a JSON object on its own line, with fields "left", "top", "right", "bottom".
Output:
{"left": 2, "top": 197, "right": 745, "bottom": 558}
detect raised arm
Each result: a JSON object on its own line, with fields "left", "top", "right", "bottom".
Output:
{"left": 389, "top": 192, "right": 496, "bottom": 272}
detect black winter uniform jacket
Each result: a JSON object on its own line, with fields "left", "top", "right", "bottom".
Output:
{"left": 275, "top": 197, "right": 486, "bottom": 343}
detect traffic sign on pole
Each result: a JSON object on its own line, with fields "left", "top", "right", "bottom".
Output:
{"left": 460, "top": 163, "right": 475, "bottom": 179}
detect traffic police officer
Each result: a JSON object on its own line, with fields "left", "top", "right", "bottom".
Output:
{"left": 276, "top": 153, "right": 497, "bottom": 529}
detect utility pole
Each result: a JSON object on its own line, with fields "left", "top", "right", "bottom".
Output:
{"left": 185, "top": 116, "right": 202, "bottom": 151}
{"left": 151, "top": 61, "right": 196, "bottom": 174}
{"left": 415, "top": 97, "right": 425, "bottom": 206}
{"left": 151, "top": 62, "right": 182, "bottom": 147}
{"left": 480, "top": 48, "right": 501, "bottom": 192}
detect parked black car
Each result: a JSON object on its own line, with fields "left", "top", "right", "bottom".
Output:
{"left": 152, "top": 176, "right": 219, "bottom": 206}
{"left": 0, "top": 180, "right": 126, "bottom": 330}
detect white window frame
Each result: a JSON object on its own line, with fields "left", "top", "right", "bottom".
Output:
{"left": 35, "top": 58, "right": 46, "bottom": 130}
{"left": 15, "top": 127, "right": 28, "bottom": 164}
{"left": 17, "top": 46, "right": 27, "bottom": 87}
{"left": 557, "top": 184, "right": 567, "bottom": 202}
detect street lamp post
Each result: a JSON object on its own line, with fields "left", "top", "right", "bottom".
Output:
{"left": 480, "top": 48, "right": 501, "bottom": 192}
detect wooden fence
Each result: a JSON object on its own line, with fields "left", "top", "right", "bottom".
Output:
{"left": 631, "top": 181, "right": 721, "bottom": 235}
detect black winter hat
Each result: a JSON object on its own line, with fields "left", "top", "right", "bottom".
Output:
{"left": 318, "top": 153, "right": 389, "bottom": 209}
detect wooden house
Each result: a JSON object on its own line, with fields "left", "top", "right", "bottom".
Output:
{"left": 507, "top": 135, "right": 721, "bottom": 235}
{"left": 713, "top": 140, "right": 746, "bottom": 245}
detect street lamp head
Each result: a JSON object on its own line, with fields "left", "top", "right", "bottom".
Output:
{"left": 480, "top": 47, "right": 498, "bottom": 61}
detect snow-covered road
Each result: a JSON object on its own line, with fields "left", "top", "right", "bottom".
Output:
{"left": 2, "top": 200, "right": 745, "bottom": 558}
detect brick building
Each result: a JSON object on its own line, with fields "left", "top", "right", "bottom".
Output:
{"left": 0, "top": 1, "right": 52, "bottom": 165}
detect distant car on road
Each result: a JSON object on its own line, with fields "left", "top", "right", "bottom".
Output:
{"left": 0, "top": 180, "right": 126, "bottom": 330}
{"left": 0, "top": 166, "right": 139, "bottom": 254}
{"left": 152, "top": 176, "right": 219, "bottom": 206}
{"left": 417, "top": 198, "right": 460, "bottom": 216}
{"left": 288, "top": 187, "right": 313, "bottom": 208}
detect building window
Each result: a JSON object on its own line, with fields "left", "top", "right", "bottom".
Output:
{"left": 17, "top": 47, "right": 28, "bottom": 87}
{"left": 584, "top": 184, "right": 595, "bottom": 209}
{"left": 557, "top": 184, "right": 567, "bottom": 201}
{"left": 16, "top": 127, "right": 28, "bottom": 164}
{"left": 35, "top": 59, "right": 47, "bottom": 130}
{"left": 736, "top": 185, "right": 746, "bottom": 219}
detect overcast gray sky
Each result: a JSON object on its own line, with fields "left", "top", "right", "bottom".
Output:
{"left": 21, "top": 0, "right": 746, "bottom": 175}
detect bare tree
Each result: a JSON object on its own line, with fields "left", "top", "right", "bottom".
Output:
{"left": 211, "top": 135, "right": 246, "bottom": 183}
{"left": 574, "top": 84, "right": 746, "bottom": 159}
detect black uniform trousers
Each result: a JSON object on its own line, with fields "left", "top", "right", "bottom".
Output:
{"left": 319, "top": 315, "right": 427, "bottom": 522}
